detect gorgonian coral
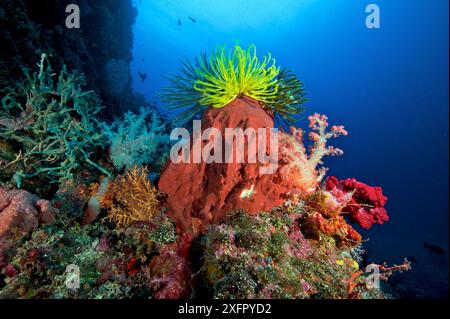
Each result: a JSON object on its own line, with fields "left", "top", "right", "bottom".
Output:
{"left": 161, "top": 44, "right": 307, "bottom": 125}
{"left": 107, "top": 166, "right": 163, "bottom": 228}
{"left": 280, "top": 113, "right": 348, "bottom": 197}
{"left": 0, "top": 54, "right": 110, "bottom": 188}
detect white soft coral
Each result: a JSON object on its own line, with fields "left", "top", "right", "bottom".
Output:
{"left": 280, "top": 113, "right": 348, "bottom": 197}
{"left": 101, "top": 108, "right": 169, "bottom": 170}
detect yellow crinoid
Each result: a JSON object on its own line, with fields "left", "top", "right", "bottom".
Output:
{"left": 162, "top": 43, "right": 307, "bottom": 125}
{"left": 193, "top": 44, "right": 280, "bottom": 108}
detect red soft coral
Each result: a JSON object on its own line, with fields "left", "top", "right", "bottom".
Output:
{"left": 325, "top": 176, "right": 389, "bottom": 229}
{"left": 0, "top": 188, "right": 57, "bottom": 276}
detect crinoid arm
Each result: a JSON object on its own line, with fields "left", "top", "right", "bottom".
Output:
{"left": 268, "top": 68, "right": 308, "bottom": 127}
{"left": 160, "top": 56, "right": 206, "bottom": 126}
{"left": 161, "top": 44, "right": 307, "bottom": 125}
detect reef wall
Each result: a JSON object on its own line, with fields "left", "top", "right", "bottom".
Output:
{"left": 0, "top": 0, "right": 143, "bottom": 116}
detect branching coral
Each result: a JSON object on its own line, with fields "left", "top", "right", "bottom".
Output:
{"left": 280, "top": 113, "right": 348, "bottom": 197}
{"left": 161, "top": 44, "right": 307, "bottom": 124}
{"left": 107, "top": 166, "right": 163, "bottom": 228}
{"left": 0, "top": 53, "right": 110, "bottom": 188}
{"left": 100, "top": 107, "right": 170, "bottom": 171}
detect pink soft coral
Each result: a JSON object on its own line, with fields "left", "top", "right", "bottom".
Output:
{"left": 325, "top": 176, "right": 389, "bottom": 229}
{"left": 280, "top": 113, "right": 348, "bottom": 197}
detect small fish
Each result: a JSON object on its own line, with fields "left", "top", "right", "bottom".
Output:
{"left": 137, "top": 71, "right": 146, "bottom": 82}
{"left": 178, "top": 19, "right": 182, "bottom": 26}
{"left": 142, "top": 58, "right": 145, "bottom": 62}
{"left": 188, "top": 16, "right": 196, "bottom": 23}
{"left": 424, "top": 242, "right": 445, "bottom": 256}
{"left": 240, "top": 184, "right": 255, "bottom": 199}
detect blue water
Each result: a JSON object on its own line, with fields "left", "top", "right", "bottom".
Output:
{"left": 130, "top": 0, "right": 449, "bottom": 298}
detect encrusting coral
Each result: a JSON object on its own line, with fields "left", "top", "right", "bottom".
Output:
{"left": 161, "top": 44, "right": 307, "bottom": 125}
{"left": 300, "top": 190, "right": 363, "bottom": 247}
{"left": 0, "top": 54, "right": 110, "bottom": 190}
{"left": 201, "top": 208, "right": 405, "bottom": 299}
{"left": 107, "top": 166, "right": 163, "bottom": 229}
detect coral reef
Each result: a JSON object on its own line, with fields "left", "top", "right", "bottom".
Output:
{"left": 158, "top": 99, "right": 348, "bottom": 235}
{"left": 300, "top": 190, "right": 362, "bottom": 247}
{"left": 201, "top": 208, "right": 384, "bottom": 299}
{"left": 0, "top": 54, "right": 109, "bottom": 192}
{"left": 0, "top": 188, "right": 57, "bottom": 238}
{"left": 0, "top": 216, "right": 183, "bottom": 299}
{"left": 0, "top": 27, "right": 409, "bottom": 298}
{"left": 0, "top": 187, "right": 57, "bottom": 282}
{"left": 148, "top": 234, "right": 192, "bottom": 299}
{"left": 347, "top": 259, "right": 411, "bottom": 299}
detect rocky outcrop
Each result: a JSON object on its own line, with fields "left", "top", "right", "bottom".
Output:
{"left": 0, "top": 188, "right": 57, "bottom": 237}
{"left": 0, "top": 0, "right": 141, "bottom": 115}
{"left": 0, "top": 188, "right": 57, "bottom": 272}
